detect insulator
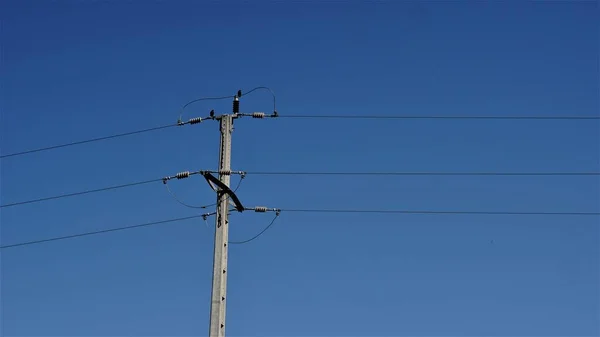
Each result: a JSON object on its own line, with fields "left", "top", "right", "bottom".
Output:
{"left": 189, "top": 117, "right": 202, "bottom": 125}
{"left": 233, "top": 97, "right": 240, "bottom": 113}
{"left": 254, "top": 206, "right": 267, "bottom": 213}
{"left": 176, "top": 171, "right": 190, "bottom": 179}
{"left": 252, "top": 112, "right": 265, "bottom": 118}
{"left": 220, "top": 169, "right": 232, "bottom": 175}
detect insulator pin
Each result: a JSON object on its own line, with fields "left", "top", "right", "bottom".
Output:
{"left": 176, "top": 171, "right": 191, "bottom": 179}
{"left": 254, "top": 206, "right": 267, "bottom": 213}
{"left": 189, "top": 117, "right": 202, "bottom": 124}
{"left": 252, "top": 112, "right": 265, "bottom": 118}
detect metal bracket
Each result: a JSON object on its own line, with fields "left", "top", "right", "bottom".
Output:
{"left": 202, "top": 171, "right": 245, "bottom": 212}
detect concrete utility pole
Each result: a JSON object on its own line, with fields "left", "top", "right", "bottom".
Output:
{"left": 208, "top": 98, "right": 236, "bottom": 337}
{"left": 167, "top": 88, "right": 280, "bottom": 337}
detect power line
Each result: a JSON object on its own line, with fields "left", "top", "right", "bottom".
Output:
{"left": 230, "top": 214, "right": 280, "bottom": 245}
{"left": 3, "top": 114, "right": 598, "bottom": 160}
{"left": 240, "top": 86, "right": 277, "bottom": 114}
{"left": 2, "top": 88, "right": 276, "bottom": 160}
{"left": 0, "top": 124, "right": 177, "bottom": 159}
{"left": 247, "top": 171, "right": 600, "bottom": 176}
{"left": 223, "top": 205, "right": 600, "bottom": 244}
{"left": 279, "top": 115, "right": 600, "bottom": 120}
{"left": 178, "top": 95, "right": 234, "bottom": 124}
{"left": 0, "top": 179, "right": 162, "bottom": 208}
{"left": 2, "top": 208, "right": 598, "bottom": 249}
{"left": 0, "top": 215, "right": 203, "bottom": 249}
{"left": 2, "top": 171, "right": 598, "bottom": 209}
{"left": 281, "top": 209, "right": 600, "bottom": 216}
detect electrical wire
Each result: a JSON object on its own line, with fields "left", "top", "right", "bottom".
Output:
{"left": 2, "top": 88, "right": 271, "bottom": 160}
{"left": 178, "top": 95, "right": 235, "bottom": 123}
{"left": 278, "top": 115, "right": 600, "bottom": 120}
{"left": 240, "top": 86, "right": 277, "bottom": 113}
{"left": 3, "top": 171, "right": 597, "bottom": 209}
{"left": 164, "top": 183, "right": 215, "bottom": 209}
{"left": 0, "top": 215, "right": 203, "bottom": 249}
{"left": 2, "top": 88, "right": 273, "bottom": 160}
{"left": 0, "top": 124, "right": 177, "bottom": 159}
{"left": 232, "top": 177, "right": 244, "bottom": 192}
{"left": 2, "top": 113, "right": 596, "bottom": 160}
{"left": 0, "top": 179, "right": 163, "bottom": 208}
{"left": 246, "top": 171, "right": 600, "bottom": 176}
{"left": 230, "top": 214, "right": 280, "bottom": 244}
{"left": 280, "top": 208, "right": 600, "bottom": 216}
{"left": 2, "top": 207, "right": 598, "bottom": 249}
{"left": 177, "top": 86, "right": 276, "bottom": 123}
{"left": 164, "top": 176, "right": 245, "bottom": 209}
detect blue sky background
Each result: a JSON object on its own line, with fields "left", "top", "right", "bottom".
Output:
{"left": 1, "top": 1, "right": 599, "bottom": 336}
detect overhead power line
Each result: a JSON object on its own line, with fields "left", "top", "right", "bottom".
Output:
{"left": 2, "top": 113, "right": 598, "bottom": 160}
{"left": 0, "top": 124, "right": 177, "bottom": 159}
{"left": 0, "top": 215, "right": 203, "bottom": 249}
{"left": 2, "top": 171, "right": 598, "bottom": 209}
{"left": 280, "top": 208, "right": 600, "bottom": 216}
{"left": 280, "top": 115, "right": 600, "bottom": 120}
{"left": 247, "top": 171, "right": 600, "bottom": 176}
{"left": 2, "top": 208, "right": 598, "bottom": 249}
{"left": 2, "top": 87, "right": 277, "bottom": 160}
{"left": 0, "top": 179, "right": 162, "bottom": 208}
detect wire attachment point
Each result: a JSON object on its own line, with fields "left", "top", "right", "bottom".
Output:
{"left": 178, "top": 115, "right": 216, "bottom": 126}
{"left": 189, "top": 117, "right": 203, "bottom": 125}
{"left": 244, "top": 206, "right": 280, "bottom": 214}
{"left": 202, "top": 211, "right": 217, "bottom": 219}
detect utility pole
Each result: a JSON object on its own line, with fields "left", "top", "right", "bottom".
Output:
{"left": 166, "top": 88, "right": 279, "bottom": 337}
{"left": 208, "top": 97, "right": 236, "bottom": 337}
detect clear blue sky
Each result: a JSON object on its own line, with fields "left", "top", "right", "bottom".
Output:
{"left": 1, "top": 1, "right": 599, "bottom": 336}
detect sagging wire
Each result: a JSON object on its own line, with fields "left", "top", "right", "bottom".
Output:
{"left": 199, "top": 207, "right": 281, "bottom": 244}
{"left": 163, "top": 174, "right": 246, "bottom": 210}
{"left": 178, "top": 94, "right": 234, "bottom": 124}
{"left": 177, "top": 86, "right": 277, "bottom": 125}
{"left": 240, "top": 86, "right": 277, "bottom": 115}
{"left": 230, "top": 211, "right": 281, "bottom": 245}
{"left": 165, "top": 183, "right": 214, "bottom": 209}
